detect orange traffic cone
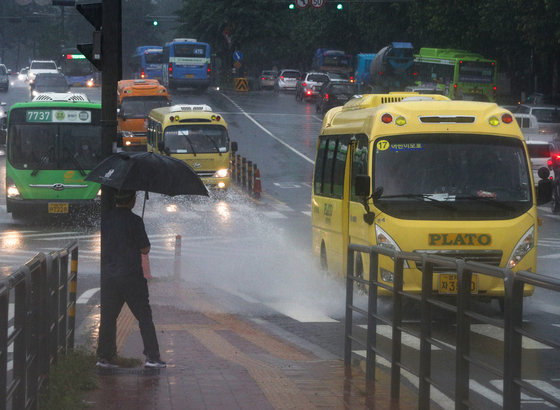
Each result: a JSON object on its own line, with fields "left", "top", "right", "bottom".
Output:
{"left": 253, "top": 168, "right": 262, "bottom": 199}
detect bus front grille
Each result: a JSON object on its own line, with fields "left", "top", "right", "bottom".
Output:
{"left": 413, "top": 250, "right": 503, "bottom": 273}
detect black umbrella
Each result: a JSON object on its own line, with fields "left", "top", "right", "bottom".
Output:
{"left": 85, "top": 151, "right": 208, "bottom": 216}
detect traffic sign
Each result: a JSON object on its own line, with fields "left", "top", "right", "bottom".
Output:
{"left": 233, "top": 50, "right": 243, "bottom": 62}
{"left": 311, "top": 0, "right": 325, "bottom": 8}
{"left": 296, "top": 0, "right": 309, "bottom": 9}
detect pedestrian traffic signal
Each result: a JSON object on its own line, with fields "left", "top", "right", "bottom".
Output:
{"left": 336, "top": 3, "right": 343, "bottom": 10}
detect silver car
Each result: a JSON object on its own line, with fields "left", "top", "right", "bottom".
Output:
{"left": 274, "top": 69, "right": 301, "bottom": 92}
{"left": 259, "top": 70, "right": 277, "bottom": 89}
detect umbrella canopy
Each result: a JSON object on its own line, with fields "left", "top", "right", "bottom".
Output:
{"left": 85, "top": 151, "right": 208, "bottom": 196}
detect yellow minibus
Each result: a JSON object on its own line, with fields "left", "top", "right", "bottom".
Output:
{"left": 312, "top": 93, "right": 552, "bottom": 304}
{"left": 146, "top": 104, "right": 237, "bottom": 190}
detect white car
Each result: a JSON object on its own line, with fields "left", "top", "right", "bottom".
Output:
{"left": 274, "top": 69, "right": 301, "bottom": 92}
{"left": 513, "top": 104, "right": 560, "bottom": 136}
{"left": 526, "top": 140, "right": 554, "bottom": 185}
{"left": 27, "top": 60, "right": 59, "bottom": 84}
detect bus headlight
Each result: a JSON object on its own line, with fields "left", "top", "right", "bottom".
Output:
{"left": 507, "top": 226, "right": 534, "bottom": 269}
{"left": 375, "top": 224, "right": 409, "bottom": 268}
{"left": 213, "top": 168, "right": 229, "bottom": 178}
{"left": 6, "top": 179, "right": 22, "bottom": 200}
{"left": 87, "top": 78, "right": 95, "bottom": 87}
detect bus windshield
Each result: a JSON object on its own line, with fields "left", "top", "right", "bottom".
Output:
{"left": 164, "top": 125, "right": 228, "bottom": 154}
{"left": 145, "top": 52, "right": 162, "bottom": 64}
{"left": 8, "top": 123, "right": 101, "bottom": 171}
{"left": 121, "top": 96, "right": 170, "bottom": 119}
{"left": 373, "top": 134, "right": 531, "bottom": 219}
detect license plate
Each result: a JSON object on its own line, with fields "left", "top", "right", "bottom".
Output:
{"left": 439, "top": 274, "right": 478, "bottom": 294}
{"left": 73, "top": 82, "right": 81, "bottom": 87}
{"left": 186, "top": 74, "right": 194, "bottom": 78}
{"left": 48, "top": 203, "right": 69, "bottom": 214}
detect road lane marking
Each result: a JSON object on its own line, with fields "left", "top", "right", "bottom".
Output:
{"left": 219, "top": 92, "right": 315, "bottom": 164}
{"left": 77, "top": 288, "right": 100, "bottom": 304}
{"left": 470, "top": 324, "right": 552, "bottom": 349}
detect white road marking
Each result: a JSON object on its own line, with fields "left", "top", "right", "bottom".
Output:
{"left": 490, "top": 379, "right": 559, "bottom": 407}
{"left": 77, "top": 288, "right": 100, "bottom": 304}
{"left": 219, "top": 92, "right": 315, "bottom": 164}
{"left": 470, "top": 324, "right": 552, "bottom": 349}
{"left": 358, "top": 324, "right": 454, "bottom": 351}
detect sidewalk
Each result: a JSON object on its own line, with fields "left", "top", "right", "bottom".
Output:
{"left": 82, "top": 277, "right": 419, "bottom": 409}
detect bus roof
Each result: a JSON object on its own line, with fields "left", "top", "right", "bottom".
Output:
{"left": 134, "top": 46, "right": 162, "bottom": 55}
{"left": 416, "top": 47, "right": 495, "bottom": 62}
{"left": 117, "top": 79, "right": 169, "bottom": 96}
{"left": 320, "top": 93, "right": 522, "bottom": 139}
{"left": 149, "top": 104, "right": 225, "bottom": 126}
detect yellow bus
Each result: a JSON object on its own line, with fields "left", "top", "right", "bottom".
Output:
{"left": 312, "top": 93, "right": 552, "bottom": 304}
{"left": 146, "top": 104, "right": 237, "bottom": 190}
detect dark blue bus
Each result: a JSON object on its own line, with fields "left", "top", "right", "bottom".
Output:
{"left": 131, "top": 46, "right": 163, "bottom": 82}
{"left": 162, "top": 38, "right": 211, "bottom": 92}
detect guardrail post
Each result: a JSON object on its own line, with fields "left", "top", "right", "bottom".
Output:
{"left": 418, "top": 256, "right": 433, "bottom": 409}
{"left": 366, "top": 250, "right": 378, "bottom": 382}
{"left": 231, "top": 154, "right": 237, "bottom": 183}
{"left": 174, "top": 235, "right": 182, "bottom": 281}
{"left": 241, "top": 157, "right": 247, "bottom": 188}
{"left": 455, "top": 262, "right": 471, "bottom": 410}
{"left": 247, "top": 160, "right": 253, "bottom": 194}
{"left": 236, "top": 155, "right": 241, "bottom": 184}
{"left": 391, "top": 256, "right": 404, "bottom": 399}
{"left": 344, "top": 247, "right": 355, "bottom": 366}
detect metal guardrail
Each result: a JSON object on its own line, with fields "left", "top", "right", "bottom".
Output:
{"left": 344, "top": 243, "right": 560, "bottom": 409}
{"left": 0, "top": 242, "right": 78, "bottom": 410}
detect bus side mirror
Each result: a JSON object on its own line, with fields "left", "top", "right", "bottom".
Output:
{"left": 231, "top": 141, "right": 238, "bottom": 153}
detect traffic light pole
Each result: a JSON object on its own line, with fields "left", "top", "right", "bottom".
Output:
{"left": 100, "top": 0, "right": 121, "bottom": 213}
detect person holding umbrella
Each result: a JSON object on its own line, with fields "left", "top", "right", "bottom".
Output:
{"left": 96, "top": 189, "right": 166, "bottom": 369}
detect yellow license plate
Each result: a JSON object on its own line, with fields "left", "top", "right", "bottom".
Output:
{"left": 48, "top": 203, "right": 69, "bottom": 214}
{"left": 439, "top": 274, "right": 478, "bottom": 294}
{"left": 186, "top": 74, "right": 194, "bottom": 78}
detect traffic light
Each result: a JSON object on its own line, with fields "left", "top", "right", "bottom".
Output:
{"left": 336, "top": 3, "right": 343, "bottom": 10}
{"left": 76, "top": 2, "right": 103, "bottom": 70}
{"left": 152, "top": 19, "right": 158, "bottom": 26}
{"left": 288, "top": 3, "right": 295, "bottom": 9}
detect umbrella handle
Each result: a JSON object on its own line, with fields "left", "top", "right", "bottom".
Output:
{"left": 141, "top": 191, "right": 149, "bottom": 218}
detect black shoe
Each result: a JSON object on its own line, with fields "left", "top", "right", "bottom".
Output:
{"left": 96, "top": 358, "right": 119, "bottom": 369}
{"left": 144, "top": 358, "right": 166, "bottom": 368}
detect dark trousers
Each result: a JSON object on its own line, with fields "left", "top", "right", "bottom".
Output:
{"left": 97, "top": 274, "right": 160, "bottom": 360}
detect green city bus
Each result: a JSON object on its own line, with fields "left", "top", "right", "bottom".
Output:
{"left": 5, "top": 94, "right": 102, "bottom": 218}
{"left": 413, "top": 48, "right": 497, "bottom": 102}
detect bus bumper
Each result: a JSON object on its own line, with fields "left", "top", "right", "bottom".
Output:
{"left": 7, "top": 198, "right": 101, "bottom": 217}
{"left": 169, "top": 78, "right": 211, "bottom": 89}
{"left": 201, "top": 176, "right": 231, "bottom": 190}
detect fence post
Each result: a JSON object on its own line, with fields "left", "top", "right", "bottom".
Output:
{"left": 344, "top": 246, "right": 355, "bottom": 366}
{"left": 391, "top": 256, "right": 404, "bottom": 399}
{"left": 253, "top": 164, "right": 262, "bottom": 199}
{"left": 418, "top": 256, "right": 433, "bottom": 409}
{"left": 231, "top": 154, "right": 237, "bottom": 183}
{"left": 455, "top": 262, "right": 471, "bottom": 410}
{"left": 236, "top": 155, "right": 241, "bottom": 183}
{"left": 503, "top": 272, "right": 523, "bottom": 410}
{"left": 68, "top": 246, "right": 79, "bottom": 349}
{"left": 366, "top": 250, "right": 378, "bottom": 382}
{"left": 174, "top": 235, "right": 182, "bottom": 281}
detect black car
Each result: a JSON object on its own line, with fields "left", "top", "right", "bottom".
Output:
{"left": 316, "top": 80, "right": 359, "bottom": 115}
{"left": 30, "top": 73, "right": 69, "bottom": 98}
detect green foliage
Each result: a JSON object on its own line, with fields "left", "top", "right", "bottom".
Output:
{"left": 39, "top": 348, "right": 97, "bottom": 410}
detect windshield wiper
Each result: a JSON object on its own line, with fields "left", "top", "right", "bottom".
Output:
{"left": 454, "top": 195, "right": 516, "bottom": 210}
{"left": 377, "top": 193, "right": 456, "bottom": 209}
{"left": 182, "top": 135, "right": 197, "bottom": 156}
{"left": 201, "top": 134, "right": 222, "bottom": 155}
{"left": 31, "top": 145, "right": 54, "bottom": 176}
